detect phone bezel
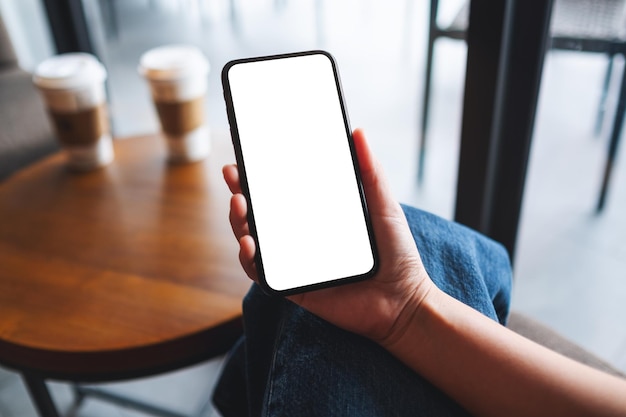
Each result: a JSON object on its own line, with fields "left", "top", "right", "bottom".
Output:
{"left": 222, "top": 50, "right": 379, "bottom": 296}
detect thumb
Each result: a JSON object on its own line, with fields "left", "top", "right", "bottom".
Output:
{"left": 352, "top": 129, "right": 402, "bottom": 219}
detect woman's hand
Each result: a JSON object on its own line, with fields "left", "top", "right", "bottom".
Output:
{"left": 223, "top": 129, "right": 434, "bottom": 344}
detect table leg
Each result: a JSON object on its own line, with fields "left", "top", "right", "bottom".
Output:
{"left": 596, "top": 60, "right": 626, "bottom": 213}
{"left": 21, "top": 372, "right": 60, "bottom": 417}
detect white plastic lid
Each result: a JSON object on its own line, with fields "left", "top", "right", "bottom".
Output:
{"left": 138, "top": 45, "right": 210, "bottom": 81}
{"left": 33, "top": 53, "right": 107, "bottom": 90}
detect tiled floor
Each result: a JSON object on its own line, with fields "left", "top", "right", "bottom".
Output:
{"left": 1, "top": 0, "right": 625, "bottom": 415}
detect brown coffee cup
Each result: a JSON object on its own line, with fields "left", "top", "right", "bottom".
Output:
{"left": 139, "top": 45, "right": 211, "bottom": 163}
{"left": 33, "top": 53, "right": 113, "bottom": 171}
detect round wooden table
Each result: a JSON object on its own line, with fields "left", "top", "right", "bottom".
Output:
{"left": 0, "top": 131, "right": 250, "bottom": 416}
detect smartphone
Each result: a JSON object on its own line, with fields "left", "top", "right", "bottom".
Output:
{"left": 222, "top": 50, "right": 378, "bottom": 295}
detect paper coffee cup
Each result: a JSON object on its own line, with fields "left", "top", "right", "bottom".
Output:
{"left": 139, "top": 44, "right": 211, "bottom": 163}
{"left": 33, "top": 53, "right": 113, "bottom": 171}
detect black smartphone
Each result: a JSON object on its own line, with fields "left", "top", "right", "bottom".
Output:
{"left": 222, "top": 50, "right": 378, "bottom": 295}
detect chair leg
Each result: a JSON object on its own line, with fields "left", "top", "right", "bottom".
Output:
{"left": 418, "top": 32, "right": 437, "bottom": 184}
{"left": 594, "top": 54, "right": 615, "bottom": 137}
{"left": 21, "top": 373, "right": 60, "bottom": 417}
{"left": 596, "top": 59, "right": 626, "bottom": 213}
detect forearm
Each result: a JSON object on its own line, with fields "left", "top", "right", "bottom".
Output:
{"left": 383, "top": 286, "right": 626, "bottom": 417}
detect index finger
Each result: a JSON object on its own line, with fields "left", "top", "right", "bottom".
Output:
{"left": 222, "top": 164, "right": 243, "bottom": 194}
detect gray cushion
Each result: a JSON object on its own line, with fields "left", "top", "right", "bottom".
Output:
{"left": 0, "top": 67, "right": 58, "bottom": 181}
{"left": 508, "top": 311, "right": 624, "bottom": 378}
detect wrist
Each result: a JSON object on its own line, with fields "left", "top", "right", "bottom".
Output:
{"left": 377, "top": 274, "right": 439, "bottom": 353}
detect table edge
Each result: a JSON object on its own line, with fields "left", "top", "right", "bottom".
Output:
{"left": 0, "top": 315, "right": 243, "bottom": 382}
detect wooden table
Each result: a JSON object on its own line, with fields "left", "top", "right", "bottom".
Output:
{"left": 0, "top": 132, "right": 251, "bottom": 416}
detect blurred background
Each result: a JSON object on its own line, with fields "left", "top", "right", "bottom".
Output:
{"left": 0, "top": 0, "right": 625, "bottom": 415}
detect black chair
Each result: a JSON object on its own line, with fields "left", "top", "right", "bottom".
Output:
{"left": 419, "top": 0, "right": 626, "bottom": 212}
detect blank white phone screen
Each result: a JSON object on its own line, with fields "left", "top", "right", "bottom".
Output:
{"left": 227, "top": 53, "right": 375, "bottom": 291}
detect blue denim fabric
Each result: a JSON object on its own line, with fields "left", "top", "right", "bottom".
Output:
{"left": 213, "top": 205, "right": 513, "bottom": 417}
{"left": 401, "top": 204, "right": 512, "bottom": 325}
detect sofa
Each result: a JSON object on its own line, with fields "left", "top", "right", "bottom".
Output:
{"left": 0, "top": 12, "right": 58, "bottom": 181}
